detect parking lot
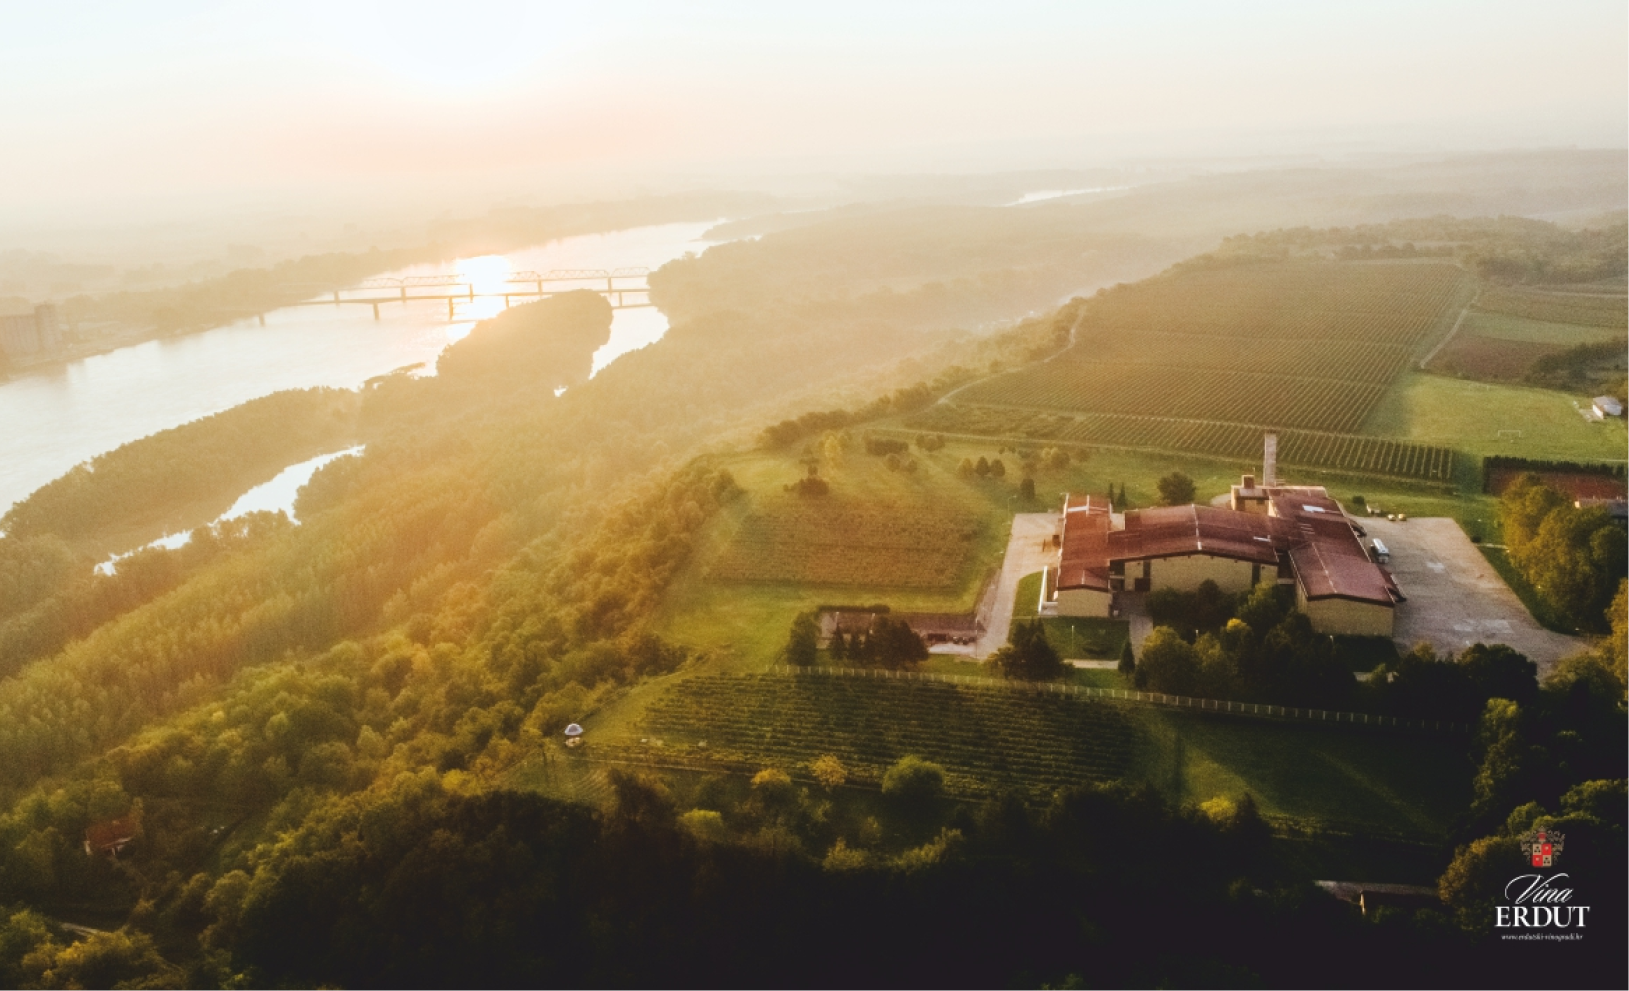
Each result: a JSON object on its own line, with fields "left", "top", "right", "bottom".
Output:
{"left": 1368, "top": 516, "right": 1583, "bottom": 674}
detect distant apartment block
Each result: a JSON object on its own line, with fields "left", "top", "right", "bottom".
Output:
{"left": 0, "top": 304, "right": 63, "bottom": 359}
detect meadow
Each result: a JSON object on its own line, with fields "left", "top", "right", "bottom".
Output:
{"left": 1362, "top": 372, "right": 1628, "bottom": 462}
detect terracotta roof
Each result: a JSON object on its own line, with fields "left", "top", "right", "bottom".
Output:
{"left": 84, "top": 816, "right": 137, "bottom": 854}
{"left": 1057, "top": 486, "right": 1397, "bottom": 606}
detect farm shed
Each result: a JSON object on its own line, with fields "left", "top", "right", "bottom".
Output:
{"left": 1592, "top": 396, "right": 1623, "bottom": 417}
{"left": 818, "top": 609, "right": 983, "bottom": 646}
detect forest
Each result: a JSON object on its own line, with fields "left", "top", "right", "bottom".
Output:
{"left": 0, "top": 201, "right": 1622, "bottom": 988}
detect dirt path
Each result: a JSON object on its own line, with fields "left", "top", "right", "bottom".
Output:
{"left": 974, "top": 513, "right": 1060, "bottom": 658}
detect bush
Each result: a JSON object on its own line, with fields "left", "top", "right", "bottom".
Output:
{"left": 1157, "top": 471, "right": 1196, "bottom": 506}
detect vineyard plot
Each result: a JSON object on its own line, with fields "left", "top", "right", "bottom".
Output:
{"left": 709, "top": 502, "right": 980, "bottom": 588}
{"left": 637, "top": 674, "right": 1143, "bottom": 798}
{"left": 902, "top": 405, "right": 1456, "bottom": 481}
{"left": 1475, "top": 288, "right": 1627, "bottom": 329}
{"left": 955, "top": 261, "right": 1467, "bottom": 434}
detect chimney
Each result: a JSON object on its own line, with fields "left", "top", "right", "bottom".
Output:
{"left": 1262, "top": 432, "right": 1278, "bottom": 486}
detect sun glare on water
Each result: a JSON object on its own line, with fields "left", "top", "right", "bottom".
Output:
{"left": 445, "top": 255, "right": 514, "bottom": 341}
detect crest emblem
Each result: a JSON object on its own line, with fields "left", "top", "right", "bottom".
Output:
{"left": 1519, "top": 828, "right": 1565, "bottom": 868}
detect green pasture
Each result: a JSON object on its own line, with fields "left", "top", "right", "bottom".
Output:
{"left": 1461, "top": 310, "right": 1626, "bottom": 346}
{"left": 1364, "top": 372, "right": 1627, "bottom": 463}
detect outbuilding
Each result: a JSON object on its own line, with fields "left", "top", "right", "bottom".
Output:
{"left": 1593, "top": 396, "right": 1623, "bottom": 418}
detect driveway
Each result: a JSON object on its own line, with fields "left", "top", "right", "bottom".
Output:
{"left": 1369, "top": 517, "right": 1582, "bottom": 674}
{"left": 974, "top": 513, "right": 1060, "bottom": 659}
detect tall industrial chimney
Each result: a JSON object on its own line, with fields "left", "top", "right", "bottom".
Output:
{"left": 1262, "top": 432, "right": 1278, "bottom": 486}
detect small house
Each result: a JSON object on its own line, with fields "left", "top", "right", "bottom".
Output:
{"left": 1593, "top": 396, "right": 1623, "bottom": 418}
{"left": 84, "top": 816, "right": 138, "bottom": 858}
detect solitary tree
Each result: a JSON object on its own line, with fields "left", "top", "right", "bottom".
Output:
{"left": 975, "top": 457, "right": 992, "bottom": 478}
{"left": 1157, "top": 471, "right": 1197, "bottom": 506}
{"left": 1118, "top": 640, "right": 1136, "bottom": 679}
{"left": 1019, "top": 477, "right": 1036, "bottom": 502}
{"left": 882, "top": 755, "right": 946, "bottom": 817}
{"left": 783, "top": 612, "right": 819, "bottom": 666}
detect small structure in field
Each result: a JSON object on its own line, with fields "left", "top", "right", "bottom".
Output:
{"left": 1576, "top": 497, "right": 1628, "bottom": 524}
{"left": 1592, "top": 396, "right": 1623, "bottom": 418}
{"left": 84, "top": 815, "right": 139, "bottom": 858}
{"left": 564, "top": 723, "right": 585, "bottom": 748}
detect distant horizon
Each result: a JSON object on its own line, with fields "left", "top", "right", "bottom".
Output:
{"left": 2, "top": 0, "right": 1623, "bottom": 249}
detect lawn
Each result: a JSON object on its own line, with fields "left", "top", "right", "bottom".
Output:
{"left": 1363, "top": 372, "right": 1628, "bottom": 463}
{"left": 1011, "top": 570, "right": 1130, "bottom": 660}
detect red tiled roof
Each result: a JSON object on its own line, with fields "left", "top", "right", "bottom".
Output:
{"left": 1057, "top": 487, "right": 1396, "bottom": 606}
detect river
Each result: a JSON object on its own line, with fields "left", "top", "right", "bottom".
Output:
{"left": 0, "top": 220, "right": 722, "bottom": 516}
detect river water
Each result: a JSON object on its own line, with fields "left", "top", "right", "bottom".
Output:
{"left": 0, "top": 220, "right": 721, "bottom": 516}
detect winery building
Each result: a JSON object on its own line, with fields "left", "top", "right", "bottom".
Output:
{"left": 1047, "top": 476, "right": 1401, "bottom": 637}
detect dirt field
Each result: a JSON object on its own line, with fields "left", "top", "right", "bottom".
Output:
{"left": 1371, "top": 517, "right": 1582, "bottom": 673}
{"left": 1426, "top": 333, "right": 1562, "bottom": 381}
{"left": 1487, "top": 469, "right": 1628, "bottom": 500}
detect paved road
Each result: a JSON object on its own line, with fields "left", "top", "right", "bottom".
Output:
{"left": 1373, "top": 516, "right": 1582, "bottom": 673}
{"left": 975, "top": 513, "right": 1060, "bottom": 659}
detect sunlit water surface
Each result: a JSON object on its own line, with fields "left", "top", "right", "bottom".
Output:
{"left": 0, "top": 221, "right": 721, "bottom": 515}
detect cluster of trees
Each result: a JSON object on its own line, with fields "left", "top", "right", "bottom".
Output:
{"left": 1131, "top": 568, "right": 1628, "bottom": 729}
{"left": 991, "top": 619, "right": 1064, "bottom": 681}
{"left": 1, "top": 388, "right": 358, "bottom": 552}
{"left": 1500, "top": 474, "right": 1626, "bottom": 631}
{"left": 1524, "top": 340, "right": 1628, "bottom": 395}
{"left": 784, "top": 613, "right": 928, "bottom": 669}
{"left": 956, "top": 455, "right": 1006, "bottom": 478}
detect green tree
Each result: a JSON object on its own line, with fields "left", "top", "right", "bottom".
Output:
{"left": 882, "top": 755, "right": 945, "bottom": 819}
{"left": 992, "top": 619, "right": 1064, "bottom": 681}
{"left": 1019, "top": 477, "right": 1037, "bottom": 501}
{"left": 1134, "top": 627, "right": 1199, "bottom": 694}
{"left": 783, "top": 612, "right": 820, "bottom": 666}
{"left": 1156, "top": 471, "right": 1196, "bottom": 506}
{"left": 975, "top": 457, "right": 992, "bottom": 478}
{"left": 1118, "top": 640, "right": 1135, "bottom": 678}
{"left": 829, "top": 630, "right": 848, "bottom": 661}
{"left": 870, "top": 617, "right": 928, "bottom": 669}
{"left": 989, "top": 458, "right": 1006, "bottom": 479}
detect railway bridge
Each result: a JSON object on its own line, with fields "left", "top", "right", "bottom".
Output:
{"left": 268, "top": 268, "right": 652, "bottom": 322}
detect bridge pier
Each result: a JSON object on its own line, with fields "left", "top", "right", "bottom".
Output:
{"left": 257, "top": 313, "right": 266, "bottom": 327}
{"left": 447, "top": 298, "right": 455, "bottom": 320}
{"left": 466, "top": 284, "right": 473, "bottom": 301}
{"left": 399, "top": 286, "right": 406, "bottom": 302}
{"left": 503, "top": 295, "right": 510, "bottom": 309}
{"left": 333, "top": 290, "right": 341, "bottom": 305}
{"left": 371, "top": 303, "right": 380, "bottom": 321}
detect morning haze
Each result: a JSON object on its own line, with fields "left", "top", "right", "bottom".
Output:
{"left": 0, "top": 3, "right": 1623, "bottom": 989}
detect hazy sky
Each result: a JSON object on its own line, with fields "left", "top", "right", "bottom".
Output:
{"left": 2, "top": 1, "right": 1624, "bottom": 231}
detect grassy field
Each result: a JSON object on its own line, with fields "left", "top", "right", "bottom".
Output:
{"left": 652, "top": 446, "right": 1020, "bottom": 672}
{"left": 1461, "top": 310, "right": 1627, "bottom": 345}
{"left": 1363, "top": 372, "right": 1628, "bottom": 462}
{"left": 602, "top": 673, "right": 1469, "bottom": 839}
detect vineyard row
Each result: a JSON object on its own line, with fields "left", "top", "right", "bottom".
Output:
{"left": 903, "top": 405, "right": 1456, "bottom": 481}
